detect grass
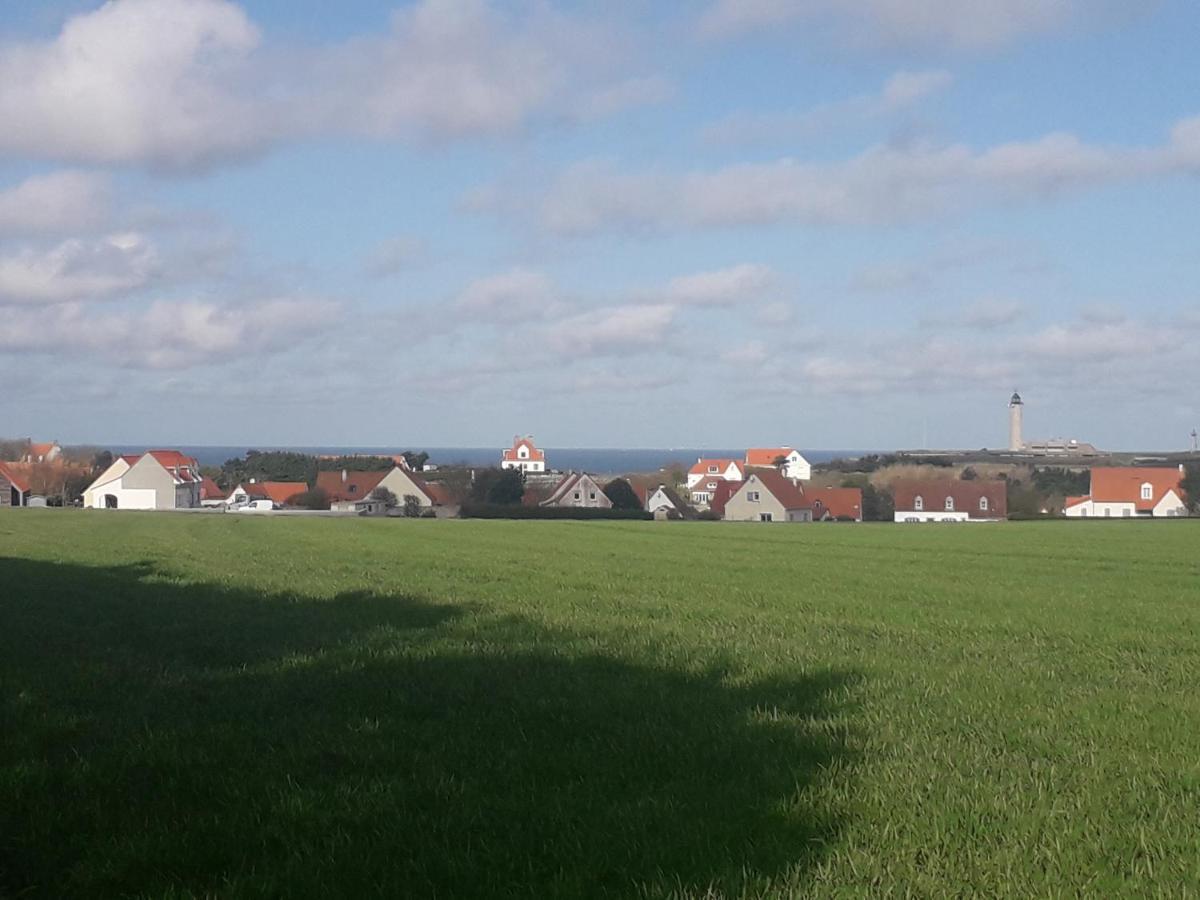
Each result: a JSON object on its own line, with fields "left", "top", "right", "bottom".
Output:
{"left": 2, "top": 513, "right": 1199, "bottom": 897}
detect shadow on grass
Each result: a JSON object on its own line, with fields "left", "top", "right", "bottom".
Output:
{"left": 0, "top": 557, "right": 857, "bottom": 898}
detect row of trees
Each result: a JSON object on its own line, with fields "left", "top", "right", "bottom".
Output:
{"left": 215, "top": 449, "right": 430, "bottom": 490}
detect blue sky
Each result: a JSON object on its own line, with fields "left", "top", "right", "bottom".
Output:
{"left": 1, "top": 0, "right": 1198, "bottom": 451}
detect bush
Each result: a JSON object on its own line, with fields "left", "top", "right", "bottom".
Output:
{"left": 289, "top": 488, "right": 330, "bottom": 511}
{"left": 603, "top": 478, "right": 642, "bottom": 511}
{"left": 459, "top": 503, "right": 651, "bottom": 521}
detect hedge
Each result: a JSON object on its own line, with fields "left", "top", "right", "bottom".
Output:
{"left": 459, "top": 503, "right": 652, "bottom": 521}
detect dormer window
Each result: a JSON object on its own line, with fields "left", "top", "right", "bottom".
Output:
{"left": 945, "top": 497, "right": 955, "bottom": 511}
{"left": 979, "top": 496, "right": 989, "bottom": 512}
{"left": 1141, "top": 483, "right": 1152, "bottom": 501}
{"left": 708, "top": 465, "right": 718, "bottom": 474}
{"left": 519, "top": 447, "right": 528, "bottom": 458}
{"left": 914, "top": 495, "right": 924, "bottom": 511}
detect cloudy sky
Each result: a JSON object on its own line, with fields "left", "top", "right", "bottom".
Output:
{"left": 1, "top": 0, "right": 1197, "bottom": 451}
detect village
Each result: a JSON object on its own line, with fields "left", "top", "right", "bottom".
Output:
{"left": 2, "top": 401, "right": 1195, "bottom": 522}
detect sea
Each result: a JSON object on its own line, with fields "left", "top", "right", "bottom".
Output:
{"left": 110, "top": 446, "right": 874, "bottom": 476}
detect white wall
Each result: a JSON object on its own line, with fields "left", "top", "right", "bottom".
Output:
{"left": 88, "top": 486, "right": 158, "bottom": 510}
{"left": 894, "top": 511, "right": 970, "bottom": 523}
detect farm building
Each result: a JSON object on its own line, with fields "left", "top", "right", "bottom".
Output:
{"left": 82, "top": 451, "right": 202, "bottom": 510}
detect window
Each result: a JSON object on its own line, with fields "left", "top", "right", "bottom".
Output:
{"left": 914, "top": 495, "right": 924, "bottom": 511}
{"left": 589, "top": 492, "right": 596, "bottom": 501}
{"left": 707, "top": 482, "right": 718, "bottom": 490}
{"left": 708, "top": 465, "right": 718, "bottom": 473}
{"left": 979, "top": 497, "right": 989, "bottom": 512}
{"left": 759, "top": 512, "right": 773, "bottom": 522}
{"left": 1081, "top": 508, "right": 1088, "bottom": 517}
{"left": 1141, "top": 483, "right": 1152, "bottom": 501}
{"left": 349, "top": 485, "right": 357, "bottom": 494}
{"left": 945, "top": 496, "right": 955, "bottom": 511}
{"left": 573, "top": 492, "right": 581, "bottom": 501}
{"left": 1105, "top": 508, "right": 1111, "bottom": 517}
{"left": 747, "top": 491, "right": 760, "bottom": 502}
{"left": 519, "top": 447, "right": 528, "bottom": 458}
{"left": 1123, "top": 509, "right": 1131, "bottom": 517}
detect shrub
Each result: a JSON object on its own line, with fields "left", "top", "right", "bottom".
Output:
{"left": 459, "top": 503, "right": 651, "bottom": 521}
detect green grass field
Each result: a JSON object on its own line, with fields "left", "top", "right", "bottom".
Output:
{"left": 3, "top": 513, "right": 1199, "bottom": 897}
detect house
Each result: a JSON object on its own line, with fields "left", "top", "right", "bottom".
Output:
{"left": 501, "top": 435, "right": 546, "bottom": 473}
{"left": 745, "top": 448, "right": 811, "bottom": 481}
{"left": 724, "top": 470, "right": 812, "bottom": 522}
{"left": 686, "top": 458, "right": 744, "bottom": 490}
{"left": 199, "top": 477, "right": 226, "bottom": 507}
{"left": 227, "top": 481, "right": 308, "bottom": 508}
{"left": 892, "top": 480, "right": 1007, "bottom": 522}
{"left": 806, "top": 487, "right": 864, "bottom": 522}
{"left": 541, "top": 472, "right": 611, "bottom": 508}
{"left": 708, "top": 480, "right": 742, "bottom": 519}
{"left": 1064, "top": 466, "right": 1188, "bottom": 518}
{"left": 23, "top": 441, "right": 62, "bottom": 464}
{"left": 82, "top": 450, "right": 202, "bottom": 510}
{"left": 643, "top": 484, "right": 694, "bottom": 519}
{"left": 0, "top": 461, "right": 32, "bottom": 507}
{"left": 316, "top": 466, "right": 439, "bottom": 514}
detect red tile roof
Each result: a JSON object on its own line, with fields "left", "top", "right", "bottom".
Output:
{"left": 892, "top": 479, "right": 1007, "bottom": 519}
{"left": 315, "top": 469, "right": 388, "bottom": 503}
{"left": 745, "top": 448, "right": 795, "bottom": 467}
{"left": 1085, "top": 467, "right": 1183, "bottom": 511}
{"left": 502, "top": 436, "right": 545, "bottom": 462}
{"left": 243, "top": 481, "right": 308, "bottom": 505}
{"left": 0, "top": 460, "right": 31, "bottom": 493}
{"left": 708, "top": 480, "right": 742, "bottom": 517}
{"left": 805, "top": 486, "right": 863, "bottom": 521}
{"left": 200, "top": 476, "right": 224, "bottom": 501}
{"left": 688, "top": 458, "right": 744, "bottom": 479}
{"left": 742, "top": 470, "right": 810, "bottom": 510}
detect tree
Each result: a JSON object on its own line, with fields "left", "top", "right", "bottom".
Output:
{"left": 91, "top": 450, "right": 114, "bottom": 473}
{"left": 403, "top": 494, "right": 423, "bottom": 518}
{"left": 960, "top": 466, "right": 978, "bottom": 481}
{"left": 470, "top": 467, "right": 525, "bottom": 505}
{"left": 860, "top": 483, "right": 894, "bottom": 522}
{"left": 370, "top": 487, "right": 399, "bottom": 510}
{"left": 603, "top": 478, "right": 642, "bottom": 511}
{"left": 1182, "top": 463, "right": 1200, "bottom": 514}
{"left": 402, "top": 451, "right": 430, "bottom": 471}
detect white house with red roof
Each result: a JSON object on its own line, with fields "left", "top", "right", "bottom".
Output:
{"left": 745, "top": 447, "right": 811, "bottom": 481}
{"left": 686, "top": 458, "right": 745, "bottom": 506}
{"left": 82, "top": 450, "right": 202, "bottom": 510}
{"left": 501, "top": 435, "right": 546, "bottom": 473}
{"left": 1064, "top": 467, "right": 1188, "bottom": 518}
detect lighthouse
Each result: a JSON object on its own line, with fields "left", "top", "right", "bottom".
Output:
{"left": 1008, "top": 392, "right": 1024, "bottom": 451}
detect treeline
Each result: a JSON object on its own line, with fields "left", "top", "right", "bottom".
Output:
{"left": 215, "top": 449, "right": 429, "bottom": 489}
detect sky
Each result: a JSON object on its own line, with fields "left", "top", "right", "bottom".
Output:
{"left": 1, "top": 0, "right": 1198, "bottom": 451}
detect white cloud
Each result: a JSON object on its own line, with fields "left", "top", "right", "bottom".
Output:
{"left": 698, "top": 0, "right": 1105, "bottom": 49}
{"left": 0, "top": 171, "right": 112, "bottom": 236}
{"left": 0, "top": 295, "right": 335, "bottom": 368}
{"left": 539, "top": 303, "right": 677, "bottom": 357}
{"left": 532, "top": 121, "right": 1198, "bottom": 234}
{"left": 0, "top": 233, "right": 157, "bottom": 305}
{"left": 0, "top": 0, "right": 649, "bottom": 170}
{"left": 455, "top": 267, "right": 561, "bottom": 323}
{"left": 702, "top": 69, "right": 952, "bottom": 145}
{"left": 663, "top": 263, "right": 775, "bottom": 306}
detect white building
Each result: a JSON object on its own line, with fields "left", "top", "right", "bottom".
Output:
{"left": 83, "top": 451, "right": 202, "bottom": 510}
{"left": 745, "top": 448, "right": 812, "bottom": 481}
{"left": 1064, "top": 467, "right": 1188, "bottom": 518}
{"left": 501, "top": 436, "right": 546, "bottom": 473}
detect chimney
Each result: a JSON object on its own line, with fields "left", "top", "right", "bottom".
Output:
{"left": 250, "top": 477, "right": 257, "bottom": 484}
{"left": 342, "top": 469, "right": 348, "bottom": 483}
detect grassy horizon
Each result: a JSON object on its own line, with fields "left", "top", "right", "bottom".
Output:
{"left": 3, "top": 513, "right": 1199, "bottom": 896}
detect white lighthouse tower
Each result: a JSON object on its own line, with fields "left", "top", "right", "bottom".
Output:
{"left": 1008, "top": 392, "right": 1024, "bottom": 451}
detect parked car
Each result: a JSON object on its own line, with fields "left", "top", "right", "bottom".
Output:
{"left": 234, "top": 499, "right": 277, "bottom": 512}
